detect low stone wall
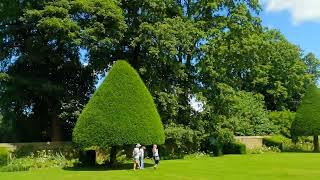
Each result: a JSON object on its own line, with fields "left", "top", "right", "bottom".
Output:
{"left": 235, "top": 136, "right": 266, "bottom": 149}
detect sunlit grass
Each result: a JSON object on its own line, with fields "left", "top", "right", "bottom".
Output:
{"left": 1, "top": 153, "right": 320, "bottom": 180}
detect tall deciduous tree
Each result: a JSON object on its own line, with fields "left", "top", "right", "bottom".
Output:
{"left": 0, "top": 0, "right": 126, "bottom": 141}
{"left": 303, "top": 53, "right": 320, "bottom": 83}
{"left": 200, "top": 29, "right": 311, "bottom": 112}
{"left": 0, "top": 0, "right": 317, "bottom": 143}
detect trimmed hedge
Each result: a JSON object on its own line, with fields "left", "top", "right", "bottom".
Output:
{"left": 73, "top": 60, "right": 165, "bottom": 148}
{"left": 0, "top": 148, "right": 9, "bottom": 166}
{"left": 263, "top": 136, "right": 283, "bottom": 150}
{"left": 223, "top": 142, "right": 246, "bottom": 155}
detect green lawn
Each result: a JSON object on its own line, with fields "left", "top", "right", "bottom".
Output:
{"left": 1, "top": 153, "right": 320, "bottom": 180}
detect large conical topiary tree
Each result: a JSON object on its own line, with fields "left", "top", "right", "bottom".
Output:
{"left": 73, "top": 60, "right": 165, "bottom": 163}
{"left": 292, "top": 85, "right": 320, "bottom": 152}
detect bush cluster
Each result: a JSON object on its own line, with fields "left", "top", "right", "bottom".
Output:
{"left": 0, "top": 148, "right": 9, "bottom": 166}
{"left": 247, "top": 145, "right": 281, "bottom": 154}
{"left": 283, "top": 142, "right": 313, "bottom": 152}
{"left": 262, "top": 136, "right": 284, "bottom": 150}
{"left": 13, "top": 144, "right": 78, "bottom": 159}
{"left": 269, "top": 110, "right": 295, "bottom": 138}
{"left": 223, "top": 142, "right": 246, "bottom": 155}
{"left": 0, "top": 150, "right": 74, "bottom": 172}
{"left": 207, "top": 129, "right": 247, "bottom": 156}
{"left": 159, "top": 124, "right": 205, "bottom": 159}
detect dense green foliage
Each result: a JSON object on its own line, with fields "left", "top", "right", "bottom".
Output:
{"left": 0, "top": 0, "right": 126, "bottom": 141}
{"left": 263, "top": 136, "right": 283, "bottom": 151}
{"left": 0, "top": 148, "right": 9, "bottom": 166}
{"left": 0, "top": 150, "right": 72, "bottom": 172}
{"left": 0, "top": 0, "right": 319, "bottom": 153}
{"left": 303, "top": 53, "right": 320, "bottom": 83}
{"left": 200, "top": 30, "right": 313, "bottom": 112}
{"left": 73, "top": 61, "right": 165, "bottom": 148}
{"left": 3, "top": 154, "right": 320, "bottom": 179}
{"left": 223, "top": 142, "right": 246, "bottom": 155}
{"left": 292, "top": 85, "right": 320, "bottom": 136}
{"left": 269, "top": 111, "right": 295, "bottom": 138}
{"left": 160, "top": 124, "right": 205, "bottom": 159}
{"left": 291, "top": 85, "right": 320, "bottom": 151}
{"left": 211, "top": 90, "right": 275, "bottom": 136}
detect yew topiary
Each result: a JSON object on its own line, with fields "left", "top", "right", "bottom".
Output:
{"left": 73, "top": 60, "right": 165, "bottom": 162}
{"left": 291, "top": 85, "right": 320, "bottom": 152}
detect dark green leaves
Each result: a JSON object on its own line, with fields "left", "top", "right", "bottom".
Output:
{"left": 292, "top": 85, "right": 320, "bottom": 136}
{"left": 73, "top": 60, "right": 165, "bottom": 148}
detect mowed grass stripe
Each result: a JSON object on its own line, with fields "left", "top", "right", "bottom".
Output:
{"left": 1, "top": 153, "right": 320, "bottom": 180}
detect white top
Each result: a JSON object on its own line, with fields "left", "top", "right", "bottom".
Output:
{"left": 153, "top": 148, "right": 159, "bottom": 156}
{"left": 139, "top": 148, "right": 144, "bottom": 158}
{"left": 133, "top": 147, "right": 140, "bottom": 159}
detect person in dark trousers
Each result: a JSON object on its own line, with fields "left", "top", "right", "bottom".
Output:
{"left": 152, "top": 144, "right": 160, "bottom": 169}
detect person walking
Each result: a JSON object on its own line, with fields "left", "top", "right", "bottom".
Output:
{"left": 152, "top": 144, "right": 160, "bottom": 169}
{"left": 139, "top": 146, "right": 146, "bottom": 169}
{"left": 133, "top": 144, "right": 141, "bottom": 170}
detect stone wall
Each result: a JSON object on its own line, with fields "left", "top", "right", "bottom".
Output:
{"left": 235, "top": 136, "right": 266, "bottom": 149}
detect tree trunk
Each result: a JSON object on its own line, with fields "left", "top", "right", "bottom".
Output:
{"left": 109, "top": 146, "right": 117, "bottom": 165}
{"left": 314, "top": 135, "right": 319, "bottom": 152}
{"left": 131, "top": 43, "right": 140, "bottom": 69}
{"left": 51, "top": 110, "right": 62, "bottom": 141}
{"left": 79, "top": 150, "right": 96, "bottom": 166}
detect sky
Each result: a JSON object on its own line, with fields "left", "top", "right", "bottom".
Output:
{"left": 260, "top": 0, "right": 320, "bottom": 57}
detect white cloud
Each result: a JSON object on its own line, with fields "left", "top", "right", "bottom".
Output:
{"left": 262, "top": 0, "right": 320, "bottom": 24}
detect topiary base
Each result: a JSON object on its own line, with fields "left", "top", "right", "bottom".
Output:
{"left": 79, "top": 150, "right": 96, "bottom": 166}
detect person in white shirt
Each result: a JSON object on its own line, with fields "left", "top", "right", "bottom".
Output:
{"left": 132, "top": 144, "right": 141, "bottom": 170}
{"left": 152, "top": 144, "right": 160, "bottom": 169}
{"left": 139, "top": 146, "right": 146, "bottom": 169}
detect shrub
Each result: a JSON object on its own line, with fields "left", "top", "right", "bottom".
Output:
{"left": 263, "top": 136, "right": 284, "bottom": 150}
{"left": 248, "top": 145, "right": 281, "bottom": 154}
{"left": 223, "top": 142, "right": 246, "bottom": 154}
{"left": 73, "top": 60, "right": 165, "bottom": 148}
{"left": 0, "top": 148, "right": 9, "bottom": 166}
{"left": 282, "top": 142, "right": 313, "bottom": 152}
{"left": 13, "top": 144, "right": 78, "bottom": 159}
{"left": 209, "top": 128, "right": 235, "bottom": 156}
{"left": 216, "top": 90, "right": 276, "bottom": 136}
{"left": 159, "top": 124, "right": 205, "bottom": 159}
{"left": 269, "top": 110, "right": 295, "bottom": 138}
{"left": 183, "top": 152, "right": 210, "bottom": 160}
{"left": 0, "top": 150, "right": 73, "bottom": 172}
{"left": 13, "top": 145, "right": 38, "bottom": 158}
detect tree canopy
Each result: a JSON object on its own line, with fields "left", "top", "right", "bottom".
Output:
{"left": 0, "top": 0, "right": 319, "bottom": 144}
{"left": 0, "top": 0, "right": 126, "bottom": 141}
{"left": 73, "top": 60, "right": 165, "bottom": 148}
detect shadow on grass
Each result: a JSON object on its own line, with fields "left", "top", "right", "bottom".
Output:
{"left": 63, "top": 163, "right": 154, "bottom": 171}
